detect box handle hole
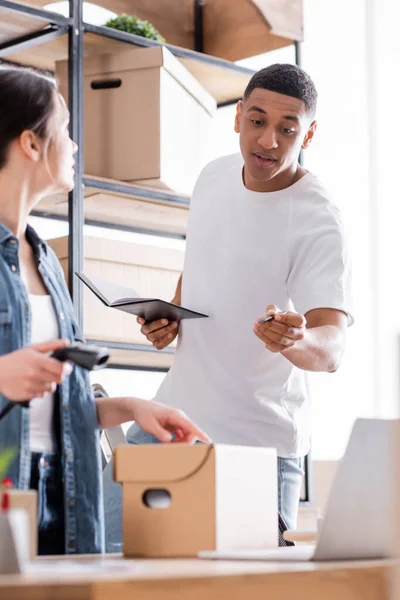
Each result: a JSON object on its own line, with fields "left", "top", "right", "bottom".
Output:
{"left": 142, "top": 489, "right": 171, "bottom": 509}
{"left": 91, "top": 79, "right": 122, "bottom": 90}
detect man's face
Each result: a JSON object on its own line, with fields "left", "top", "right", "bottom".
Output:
{"left": 234, "top": 88, "right": 316, "bottom": 191}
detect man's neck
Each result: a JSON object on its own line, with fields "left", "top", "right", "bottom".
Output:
{"left": 243, "top": 163, "right": 308, "bottom": 193}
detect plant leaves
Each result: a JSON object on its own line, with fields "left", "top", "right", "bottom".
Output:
{"left": 105, "top": 14, "right": 165, "bottom": 43}
{"left": 0, "top": 448, "right": 16, "bottom": 480}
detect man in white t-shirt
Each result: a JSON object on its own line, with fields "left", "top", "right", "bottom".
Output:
{"left": 128, "top": 63, "right": 353, "bottom": 530}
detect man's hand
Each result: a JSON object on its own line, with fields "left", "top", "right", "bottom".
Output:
{"left": 0, "top": 340, "right": 71, "bottom": 400}
{"left": 137, "top": 276, "right": 183, "bottom": 350}
{"left": 137, "top": 318, "right": 179, "bottom": 350}
{"left": 253, "top": 304, "right": 306, "bottom": 353}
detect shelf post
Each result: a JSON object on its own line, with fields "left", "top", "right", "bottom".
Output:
{"left": 194, "top": 0, "right": 204, "bottom": 53}
{"left": 68, "top": 0, "right": 84, "bottom": 328}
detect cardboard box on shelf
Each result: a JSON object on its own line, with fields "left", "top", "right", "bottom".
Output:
{"left": 114, "top": 443, "right": 277, "bottom": 557}
{"left": 56, "top": 46, "right": 216, "bottom": 196}
{"left": 47, "top": 235, "right": 183, "bottom": 349}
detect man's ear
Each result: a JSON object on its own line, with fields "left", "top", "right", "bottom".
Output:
{"left": 302, "top": 120, "right": 317, "bottom": 150}
{"left": 234, "top": 100, "right": 243, "bottom": 134}
{"left": 19, "top": 130, "right": 42, "bottom": 162}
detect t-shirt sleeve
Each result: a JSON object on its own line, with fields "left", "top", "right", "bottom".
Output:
{"left": 287, "top": 202, "right": 354, "bottom": 325}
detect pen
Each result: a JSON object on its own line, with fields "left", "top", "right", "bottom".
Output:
{"left": 257, "top": 311, "right": 288, "bottom": 324}
{"left": 257, "top": 315, "right": 274, "bottom": 324}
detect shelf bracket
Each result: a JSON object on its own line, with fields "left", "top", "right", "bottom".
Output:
{"left": 0, "top": 24, "right": 68, "bottom": 58}
{"left": 194, "top": 0, "right": 205, "bottom": 53}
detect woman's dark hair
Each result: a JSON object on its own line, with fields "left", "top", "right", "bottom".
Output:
{"left": 0, "top": 66, "right": 56, "bottom": 169}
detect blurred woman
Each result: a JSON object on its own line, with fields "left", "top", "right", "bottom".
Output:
{"left": 0, "top": 66, "right": 209, "bottom": 555}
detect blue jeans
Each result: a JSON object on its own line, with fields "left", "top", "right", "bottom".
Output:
{"left": 277, "top": 456, "right": 303, "bottom": 530}
{"left": 30, "top": 452, "right": 65, "bottom": 555}
{"left": 126, "top": 424, "right": 304, "bottom": 531}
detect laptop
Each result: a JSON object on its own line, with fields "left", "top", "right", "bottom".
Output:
{"left": 199, "top": 418, "right": 398, "bottom": 562}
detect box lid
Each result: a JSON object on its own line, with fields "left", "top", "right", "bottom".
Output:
{"left": 56, "top": 46, "right": 216, "bottom": 117}
{"left": 114, "top": 444, "right": 214, "bottom": 483}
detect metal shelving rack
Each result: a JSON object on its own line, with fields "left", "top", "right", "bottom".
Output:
{"left": 0, "top": 0, "right": 310, "bottom": 504}
{"left": 0, "top": 0, "right": 254, "bottom": 356}
{"left": 0, "top": 0, "right": 256, "bottom": 325}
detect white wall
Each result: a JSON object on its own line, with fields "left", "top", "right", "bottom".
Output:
{"left": 366, "top": 0, "right": 400, "bottom": 420}
{"left": 301, "top": 0, "right": 375, "bottom": 459}
{"left": 302, "top": 0, "right": 400, "bottom": 458}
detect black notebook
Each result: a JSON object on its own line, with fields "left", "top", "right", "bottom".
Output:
{"left": 76, "top": 272, "right": 208, "bottom": 322}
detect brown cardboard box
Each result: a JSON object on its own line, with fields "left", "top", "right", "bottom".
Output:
{"left": 47, "top": 235, "right": 182, "bottom": 352}
{"left": 114, "top": 444, "right": 277, "bottom": 557}
{"left": 9, "top": 490, "right": 37, "bottom": 559}
{"left": 56, "top": 46, "right": 216, "bottom": 195}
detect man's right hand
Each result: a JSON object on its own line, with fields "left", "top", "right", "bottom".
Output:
{"left": 137, "top": 318, "right": 179, "bottom": 350}
{"left": 0, "top": 340, "right": 72, "bottom": 401}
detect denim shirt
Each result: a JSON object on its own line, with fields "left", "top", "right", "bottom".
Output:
{"left": 0, "top": 223, "right": 104, "bottom": 554}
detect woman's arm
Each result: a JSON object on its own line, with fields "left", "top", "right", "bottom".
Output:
{"left": 95, "top": 396, "right": 210, "bottom": 444}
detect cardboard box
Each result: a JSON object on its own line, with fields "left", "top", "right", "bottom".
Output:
{"left": 9, "top": 490, "right": 37, "bottom": 559}
{"left": 114, "top": 444, "right": 277, "bottom": 557}
{"left": 56, "top": 46, "right": 216, "bottom": 195}
{"left": 47, "top": 235, "right": 182, "bottom": 351}
{"left": 0, "top": 510, "right": 30, "bottom": 574}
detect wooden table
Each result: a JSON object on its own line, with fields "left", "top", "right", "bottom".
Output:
{"left": 0, "top": 554, "right": 396, "bottom": 600}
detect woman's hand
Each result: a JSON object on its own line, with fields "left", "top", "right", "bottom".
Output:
{"left": 96, "top": 396, "right": 211, "bottom": 444}
{"left": 0, "top": 340, "right": 71, "bottom": 400}
{"left": 131, "top": 398, "right": 211, "bottom": 444}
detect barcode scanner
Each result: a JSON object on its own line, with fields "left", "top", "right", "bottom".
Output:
{"left": 0, "top": 342, "right": 109, "bottom": 422}
{"left": 51, "top": 342, "right": 109, "bottom": 371}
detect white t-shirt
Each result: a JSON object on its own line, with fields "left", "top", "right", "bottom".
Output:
{"left": 155, "top": 153, "right": 353, "bottom": 458}
{"left": 29, "top": 294, "right": 59, "bottom": 453}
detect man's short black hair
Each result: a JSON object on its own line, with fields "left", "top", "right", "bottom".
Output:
{"left": 243, "top": 63, "right": 318, "bottom": 118}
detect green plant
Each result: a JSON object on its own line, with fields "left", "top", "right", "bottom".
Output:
{"left": 0, "top": 448, "right": 16, "bottom": 480}
{"left": 105, "top": 14, "right": 165, "bottom": 43}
